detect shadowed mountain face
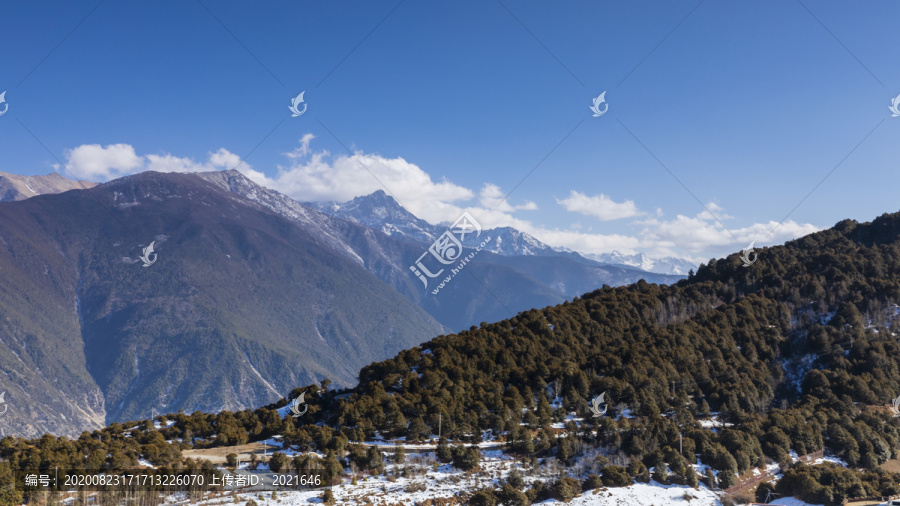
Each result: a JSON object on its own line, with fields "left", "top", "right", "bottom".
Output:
{"left": 198, "top": 173, "right": 576, "bottom": 331}
{"left": 0, "top": 170, "right": 97, "bottom": 201}
{"left": 303, "top": 187, "right": 684, "bottom": 329}
{"left": 0, "top": 172, "right": 444, "bottom": 437}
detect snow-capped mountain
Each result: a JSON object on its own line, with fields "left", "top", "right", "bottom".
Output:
{"left": 305, "top": 190, "right": 436, "bottom": 245}
{"left": 584, "top": 251, "right": 699, "bottom": 276}
{"left": 306, "top": 192, "right": 570, "bottom": 258}
{"left": 474, "top": 226, "right": 559, "bottom": 256}
{"left": 305, "top": 191, "right": 560, "bottom": 257}
{"left": 309, "top": 190, "right": 696, "bottom": 275}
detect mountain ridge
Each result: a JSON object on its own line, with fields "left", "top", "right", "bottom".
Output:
{"left": 0, "top": 170, "right": 97, "bottom": 201}
{"left": 306, "top": 190, "right": 695, "bottom": 275}
{"left": 582, "top": 250, "right": 698, "bottom": 276}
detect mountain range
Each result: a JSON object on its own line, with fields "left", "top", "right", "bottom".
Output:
{"left": 308, "top": 191, "right": 697, "bottom": 275}
{"left": 583, "top": 251, "right": 698, "bottom": 276}
{"left": 0, "top": 171, "right": 442, "bottom": 437}
{"left": 306, "top": 191, "right": 559, "bottom": 257}
{"left": 184, "top": 176, "right": 684, "bottom": 331}
{"left": 0, "top": 169, "right": 681, "bottom": 438}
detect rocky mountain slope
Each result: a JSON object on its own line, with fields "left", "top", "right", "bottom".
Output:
{"left": 0, "top": 172, "right": 443, "bottom": 437}
{"left": 0, "top": 170, "right": 97, "bottom": 201}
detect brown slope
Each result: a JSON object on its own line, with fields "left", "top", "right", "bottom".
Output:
{"left": 0, "top": 170, "right": 97, "bottom": 201}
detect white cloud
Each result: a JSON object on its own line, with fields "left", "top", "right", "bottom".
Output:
{"left": 284, "top": 133, "right": 315, "bottom": 159}
{"left": 460, "top": 199, "right": 818, "bottom": 262}
{"left": 557, "top": 191, "right": 641, "bottom": 221}
{"left": 248, "top": 136, "right": 548, "bottom": 225}
{"left": 61, "top": 144, "right": 143, "bottom": 180}
{"left": 59, "top": 145, "right": 245, "bottom": 180}
{"left": 524, "top": 227, "right": 643, "bottom": 254}
{"left": 245, "top": 136, "right": 475, "bottom": 224}
{"left": 479, "top": 183, "right": 537, "bottom": 212}
{"left": 635, "top": 206, "right": 818, "bottom": 255}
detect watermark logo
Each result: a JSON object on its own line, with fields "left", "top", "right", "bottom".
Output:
{"left": 0, "top": 391, "right": 7, "bottom": 416}
{"left": 0, "top": 91, "right": 7, "bottom": 116}
{"left": 740, "top": 241, "right": 757, "bottom": 267}
{"left": 590, "top": 91, "right": 608, "bottom": 117}
{"left": 139, "top": 241, "right": 157, "bottom": 267}
{"left": 589, "top": 392, "right": 607, "bottom": 417}
{"left": 409, "top": 212, "right": 492, "bottom": 294}
{"left": 890, "top": 395, "right": 900, "bottom": 417}
{"left": 289, "top": 91, "right": 307, "bottom": 117}
{"left": 890, "top": 93, "right": 900, "bottom": 117}
{"left": 289, "top": 392, "right": 307, "bottom": 418}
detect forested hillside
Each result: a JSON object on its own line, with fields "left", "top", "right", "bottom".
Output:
{"left": 5, "top": 212, "right": 900, "bottom": 505}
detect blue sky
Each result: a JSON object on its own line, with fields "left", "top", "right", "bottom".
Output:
{"left": 1, "top": 0, "right": 898, "bottom": 261}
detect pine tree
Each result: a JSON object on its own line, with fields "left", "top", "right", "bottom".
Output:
{"left": 652, "top": 462, "right": 669, "bottom": 483}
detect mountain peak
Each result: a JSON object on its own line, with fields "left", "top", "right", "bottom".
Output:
{"left": 304, "top": 190, "right": 435, "bottom": 244}
{"left": 584, "top": 250, "right": 698, "bottom": 276}
{"left": 347, "top": 189, "right": 405, "bottom": 211}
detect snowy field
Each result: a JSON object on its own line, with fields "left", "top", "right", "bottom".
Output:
{"left": 535, "top": 481, "right": 723, "bottom": 505}
{"left": 92, "top": 429, "right": 832, "bottom": 505}
{"left": 167, "top": 446, "right": 730, "bottom": 506}
{"left": 180, "top": 480, "right": 726, "bottom": 506}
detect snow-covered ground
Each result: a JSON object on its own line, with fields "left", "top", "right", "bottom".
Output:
{"left": 178, "top": 479, "right": 725, "bottom": 505}
{"left": 771, "top": 498, "right": 821, "bottom": 506}
{"left": 180, "top": 476, "right": 726, "bottom": 505}
{"left": 811, "top": 455, "right": 846, "bottom": 467}
{"left": 167, "top": 444, "right": 730, "bottom": 506}
{"left": 537, "top": 481, "right": 722, "bottom": 505}
{"left": 697, "top": 414, "right": 734, "bottom": 430}
{"left": 122, "top": 417, "right": 847, "bottom": 506}
{"left": 62, "top": 439, "right": 828, "bottom": 506}
{"left": 149, "top": 426, "right": 854, "bottom": 506}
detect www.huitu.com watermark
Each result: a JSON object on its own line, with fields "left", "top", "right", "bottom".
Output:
{"left": 409, "top": 212, "right": 492, "bottom": 295}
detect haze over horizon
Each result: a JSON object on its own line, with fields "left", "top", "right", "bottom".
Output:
{"left": 2, "top": 1, "right": 898, "bottom": 263}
